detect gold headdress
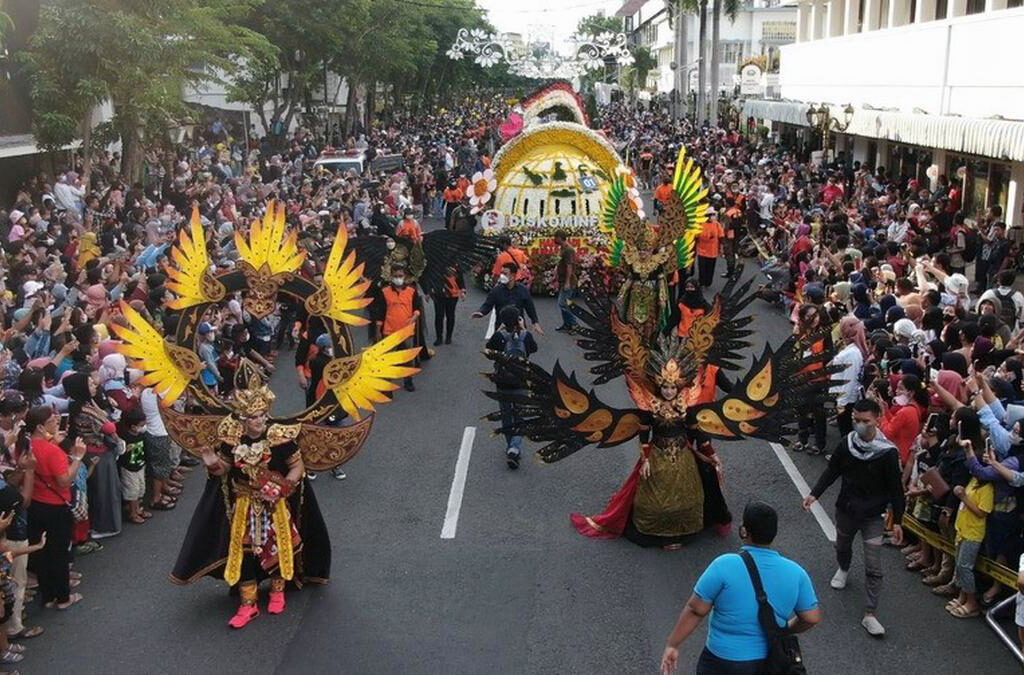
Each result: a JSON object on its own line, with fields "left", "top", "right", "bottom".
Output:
{"left": 655, "top": 359, "right": 685, "bottom": 387}
{"left": 647, "top": 332, "right": 697, "bottom": 388}
{"left": 226, "top": 359, "right": 275, "bottom": 417}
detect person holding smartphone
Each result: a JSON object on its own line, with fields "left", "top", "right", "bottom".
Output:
{"left": 24, "top": 406, "right": 86, "bottom": 610}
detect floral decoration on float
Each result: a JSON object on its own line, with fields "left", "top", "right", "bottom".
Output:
{"left": 470, "top": 82, "right": 626, "bottom": 294}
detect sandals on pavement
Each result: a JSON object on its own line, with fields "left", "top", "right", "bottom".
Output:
{"left": 149, "top": 498, "right": 176, "bottom": 511}
{"left": 8, "top": 626, "right": 43, "bottom": 640}
{"left": 949, "top": 604, "right": 980, "bottom": 619}
{"left": 44, "top": 592, "right": 82, "bottom": 610}
{"left": 0, "top": 648, "right": 22, "bottom": 664}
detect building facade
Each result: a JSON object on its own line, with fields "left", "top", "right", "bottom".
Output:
{"left": 617, "top": 0, "right": 797, "bottom": 96}
{"left": 745, "top": 0, "right": 1024, "bottom": 225}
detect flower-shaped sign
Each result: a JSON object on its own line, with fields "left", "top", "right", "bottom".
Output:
{"left": 467, "top": 169, "right": 497, "bottom": 214}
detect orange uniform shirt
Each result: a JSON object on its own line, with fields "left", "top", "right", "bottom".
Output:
{"left": 696, "top": 220, "right": 725, "bottom": 259}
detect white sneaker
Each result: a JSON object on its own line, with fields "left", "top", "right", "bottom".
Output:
{"left": 861, "top": 615, "right": 885, "bottom": 637}
{"left": 830, "top": 568, "right": 849, "bottom": 590}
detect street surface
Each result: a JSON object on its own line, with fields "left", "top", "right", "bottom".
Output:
{"left": 25, "top": 218, "right": 1021, "bottom": 674}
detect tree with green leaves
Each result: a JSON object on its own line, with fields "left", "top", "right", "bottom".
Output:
{"left": 576, "top": 12, "right": 623, "bottom": 37}
{"left": 631, "top": 46, "right": 657, "bottom": 94}
{"left": 22, "top": 0, "right": 273, "bottom": 182}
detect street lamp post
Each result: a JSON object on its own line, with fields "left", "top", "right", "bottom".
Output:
{"left": 805, "top": 103, "right": 854, "bottom": 165}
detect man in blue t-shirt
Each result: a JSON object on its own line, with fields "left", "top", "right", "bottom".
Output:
{"left": 660, "top": 502, "right": 821, "bottom": 674}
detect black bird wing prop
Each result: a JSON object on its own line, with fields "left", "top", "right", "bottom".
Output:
{"left": 689, "top": 330, "right": 841, "bottom": 444}
{"left": 570, "top": 290, "right": 650, "bottom": 385}
{"left": 419, "top": 230, "right": 499, "bottom": 297}
{"left": 683, "top": 267, "right": 757, "bottom": 373}
{"left": 345, "top": 235, "right": 391, "bottom": 281}
{"left": 483, "top": 355, "right": 646, "bottom": 463}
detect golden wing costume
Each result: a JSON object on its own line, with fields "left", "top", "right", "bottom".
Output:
{"left": 484, "top": 148, "right": 839, "bottom": 546}
{"left": 113, "top": 202, "right": 421, "bottom": 610}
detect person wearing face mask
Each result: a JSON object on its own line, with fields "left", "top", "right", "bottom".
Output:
{"left": 903, "top": 413, "right": 950, "bottom": 577}
{"left": 875, "top": 374, "right": 929, "bottom": 465}
{"left": 471, "top": 262, "right": 543, "bottom": 336}
{"left": 372, "top": 264, "right": 422, "bottom": 392}
{"left": 979, "top": 270, "right": 1024, "bottom": 333}
{"left": 804, "top": 398, "right": 905, "bottom": 637}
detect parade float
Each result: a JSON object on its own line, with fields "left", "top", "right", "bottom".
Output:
{"left": 467, "top": 81, "right": 634, "bottom": 294}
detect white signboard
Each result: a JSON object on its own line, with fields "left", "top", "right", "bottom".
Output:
{"left": 739, "top": 63, "right": 765, "bottom": 96}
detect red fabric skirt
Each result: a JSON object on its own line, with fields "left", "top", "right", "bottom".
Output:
{"left": 569, "top": 458, "right": 643, "bottom": 539}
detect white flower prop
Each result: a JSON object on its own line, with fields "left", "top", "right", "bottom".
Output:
{"left": 467, "top": 168, "right": 497, "bottom": 214}
{"left": 446, "top": 47, "right": 464, "bottom": 61}
{"left": 615, "top": 163, "right": 637, "bottom": 189}
{"left": 470, "top": 28, "right": 489, "bottom": 41}
{"left": 627, "top": 186, "right": 645, "bottom": 218}
{"left": 476, "top": 52, "right": 501, "bottom": 68}
{"left": 583, "top": 56, "right": 605, "bottom": 72}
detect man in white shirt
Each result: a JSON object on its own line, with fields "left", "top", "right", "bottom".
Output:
{"left": 758, "top": 186, "right": 775, "bottom": 221}
{"left": 53, "top": 173, "right": 86, "bottom": 216}
{"left": 980, "top": 270, "right": 1024, "bottom": 332}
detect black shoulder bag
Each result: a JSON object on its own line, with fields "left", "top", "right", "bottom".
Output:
{"left": 739, "top": 550, "right": 807, "bottom": 675}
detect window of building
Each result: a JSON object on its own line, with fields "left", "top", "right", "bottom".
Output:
{"left": 966, "top": 0, "right": 985, "bottom": 13}
{"left": 761, "top": 21, "right": 796, "bottom": 41}
{"left": 857, "top": 0, "right": 865, "bottom": 30}
{"left": 1009, "top": 0, "right": 1023, "bottom": 8}
{"left": 909, "top": 0, "right": 917, "bottom": 22}
{"left": 721, "top": 42, "right": 745, "bottom": 63}
{"left": 878, "top": 0, "right": 890, "bottom": 27}
{"left": 936, "top": 0, "right": 948, "bottom": 18}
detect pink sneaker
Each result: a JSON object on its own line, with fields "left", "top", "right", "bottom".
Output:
{"left": 267, "top": 591, "right": 286, "bottom": 615}
{"left": 228, "top": 604, "right": 259, "bottom": 629}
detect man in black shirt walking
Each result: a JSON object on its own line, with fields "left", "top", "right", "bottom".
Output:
{"left": 804, "top": 398, "right": 904, "bottom": 638}
{"left": 471, "top": 262, "right": 544, "bottom": 335}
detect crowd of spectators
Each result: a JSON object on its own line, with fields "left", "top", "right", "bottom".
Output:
{"left": 3, "top": 89, "right": 1023, "bottom": 662}
{"left": 602, "top": 100, "right": 1024, "bottom": 640}
{"left": 0, "top": 93, "right": 511, "bottom": 667}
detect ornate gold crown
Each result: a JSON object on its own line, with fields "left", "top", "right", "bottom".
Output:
{"left": 655, "top": 359, "right": 685, "bottom": 387}
{"left": 227, "top": 359, "right": 275, "bottom": 416}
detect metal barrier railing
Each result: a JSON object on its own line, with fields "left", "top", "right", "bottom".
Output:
{"left": 903, "top": 514, "right": 1022, "bottom": 663}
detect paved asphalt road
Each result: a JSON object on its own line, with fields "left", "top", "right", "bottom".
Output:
{"left": 24, "top": 218, "right": 1022, "bottom": 674}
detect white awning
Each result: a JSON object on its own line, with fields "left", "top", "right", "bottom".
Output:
{"left": 742, "top": 98, "right": 1024, "bottom": 162}
{"left": 844, "top": 110, "right": 1024, "bottom": 163}
{"left": 741, "top": 99, "right": 810, "bottom": 126}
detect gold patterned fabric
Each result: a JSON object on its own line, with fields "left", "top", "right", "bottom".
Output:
{"left": 632, "top": 441, "right": 704, "bottom": 537}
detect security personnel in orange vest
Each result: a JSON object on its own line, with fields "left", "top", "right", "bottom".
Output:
{"left": 373, "top": 264, "right": 422, "bottom": 392}
{"left": 491, "top": 237, "right": 530, "bottom": 282}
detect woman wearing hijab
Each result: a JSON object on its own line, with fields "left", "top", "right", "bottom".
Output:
{"left": 63, "top": 371, "right": 123, "bottom": 540}
{"left": 852, "top": 284, "right": 880, "bottom": 325}
{"left": 99, "top": 353, "right": 139, "bottom": 414}
{"left": 832, "top": 316, "right": 868, "bottom": 435}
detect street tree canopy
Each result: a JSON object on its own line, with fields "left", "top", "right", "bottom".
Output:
{"left": 22, "top": 0, "right": 273, "bottom": 181}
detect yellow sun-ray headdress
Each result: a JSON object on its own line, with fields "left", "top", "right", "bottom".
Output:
{"left": 166, "top": 208, "right": 225, "bottom": 310}
{"left": 235, "top": 200, "right": 306, "bottom": 275}
{"left": 304, "top": 226, "right": 372, "bottom": 326}
{"left": 111, "top": 301, "right": 200, "bottom": 405}
{"left": 658, "top": 147, "right": 709, "bottom": 269}
{"left": 321, "top": 323, "right": 421, "bottom": 421}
